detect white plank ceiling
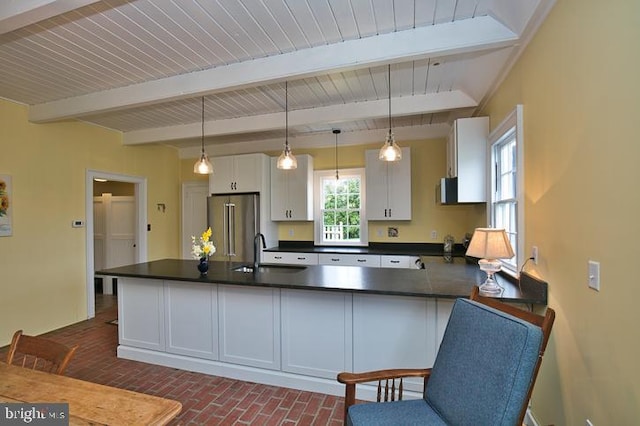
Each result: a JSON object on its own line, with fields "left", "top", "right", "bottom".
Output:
{"left": 0, "top": 0, "right": 555, "bottom": 154}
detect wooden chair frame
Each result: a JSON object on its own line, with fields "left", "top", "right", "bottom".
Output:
{"left": 337, "top": 286, "right": 555, "bottom": 425}
{"left": 6, "top": 330, "right": 79, "bottom": 375}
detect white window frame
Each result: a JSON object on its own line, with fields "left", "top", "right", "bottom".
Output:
{"left": 314, "top": 168, "right": 368, "bottom": 246}
{"left": 488, "top": 105, "right": 524, "bottom": 275}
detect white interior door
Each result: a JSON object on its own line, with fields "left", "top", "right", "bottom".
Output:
{"left": 182, "top": 182, "right": 209, "bottom": 259}
{"left": 108, "top": 195, "right": 136, "bottom": 268}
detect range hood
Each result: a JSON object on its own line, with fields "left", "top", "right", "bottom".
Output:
{"left": 437, "top": 177, "right": 459, "bottom": 205}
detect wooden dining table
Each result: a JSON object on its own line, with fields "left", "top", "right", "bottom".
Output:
{"left": 0, "top": 362, "right": 182, "bottom": 425}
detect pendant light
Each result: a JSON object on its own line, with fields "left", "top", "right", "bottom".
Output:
{"left": 379, "top": 64, "right": 402, "bottom": 162}
{"left": 193, "top": 97, "right": 213, "bottom": 175}
{"left": 333, "top": 129, "right": 341, "bottom": 180}
{"left": 277, "top": 81, "right": 298, "bottom": 170}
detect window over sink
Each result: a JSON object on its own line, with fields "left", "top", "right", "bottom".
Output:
{"left": 314, "top": 168, "right": 368, "bottom": 246}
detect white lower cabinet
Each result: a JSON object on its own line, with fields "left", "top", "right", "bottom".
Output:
{"left": 353, "top": 293, "right": 438, "bottom": 393}
{"left": 281, "top": 289, "right": 352, "bottom": 379}
{"left": 380, "top": 255, "right": 421, "bottom": 269}
{"left": 118, "top": 278, "right": 166, "bottom": 351}
{"left": 164, "top": 281, "right": 218, "bottom": 360}
{"left": 262, "top": 251, "right": 318, "bottom": 265}
{"left": 318, "top": 253, "right": 380, "bottom": 267}
{"left": 218, "top": 284, "right": 281, "bottom": 370}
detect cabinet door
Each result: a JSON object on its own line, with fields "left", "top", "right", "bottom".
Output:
{"left": 210, "top": 156, "right": 235, "bottom": 194}
{"left": 263, "top": 251, "right": 318, "bottom": 265}
{"left": 164, "top": 281, "right": 218, "bottom": 360}
{"left": 218, "top": 285, "right": 281, "bottom": 370}
{"left": 380, "top": 255, "right": 419, "bottom": 269}
{"left": 270, "top": 155, "right": 313, "bottom": 221}
{"left": 386, "top": 148, "right": 411, "bottom": 220}
{"left": 365, "top": 150, "right": 389, "bottom": 220}
{"left": 353, "top": 293, "right": 437, "bottom": 392}
{"left": 365, "top": 148, "right": 411, "bottom": 220}
{"left": 281, "top": 289, "right": 352, "bottom": 379}
{"left": 234, "top": 154, "right": 263, "bottom": 193}
{"left": 318, "top": 253, "right": 380, "bottom": 267}
{"left": 118, "top": 278, "right": 165, "bottom": 351}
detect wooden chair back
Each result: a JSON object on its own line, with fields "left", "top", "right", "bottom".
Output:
{"left": 470, "top": 286, "right": 555, "bottom": 425}
{"left": 6, "top": 330, "right": 78, "bottom": 375}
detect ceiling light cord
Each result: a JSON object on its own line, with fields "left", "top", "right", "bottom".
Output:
{"left": 193, "top": 96, "right": 213, "bottom": 174}
{"left": 333, "top": 129, "right": 341, "bottom": 180}
{"left": 276, "top": 81, "right": 297, "bottom": 170}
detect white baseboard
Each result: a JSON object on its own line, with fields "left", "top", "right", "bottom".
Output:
{"left": 525, "top": 407, "right": 541, "bottom": 426}
{"left": 117, "top": 345, "right": 424, "bottom": 402}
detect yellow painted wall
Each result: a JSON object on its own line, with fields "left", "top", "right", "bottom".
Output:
{"left": 0, "top": 99, "right": 181, "bottom": 344}
{"left": 481, "top": 0, "right": 640, "bottom": 423}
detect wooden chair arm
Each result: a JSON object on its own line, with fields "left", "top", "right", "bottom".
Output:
{"left": 337, "top": 368, "right": 431, "bottom": 385}
{"left": 337, "top": 368, "right": 432, "bottom": 423}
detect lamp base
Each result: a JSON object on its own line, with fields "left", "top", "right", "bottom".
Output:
{"left": 478, "top": 259, "right": 503, "bottom": 295}
{"left": 478, "top": 273, "right": 503, "bottom": 295}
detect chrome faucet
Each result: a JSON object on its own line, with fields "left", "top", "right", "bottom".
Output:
{"left": 254, "top": 233, "right": 266, "bottom": 269}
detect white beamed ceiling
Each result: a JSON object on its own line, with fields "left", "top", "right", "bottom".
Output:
{"left": 0, "top": 0, "right": 554, "bottom": 153}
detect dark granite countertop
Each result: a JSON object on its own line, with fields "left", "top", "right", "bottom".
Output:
{"left": 98, "top": 258, "right": 547, "bottom": 304}
{"left": 265, "top": 241, "right": 467, "bottom": 257}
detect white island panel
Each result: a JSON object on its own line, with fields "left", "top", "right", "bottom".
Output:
{"left": 353, "top": 293, "right": 438, "bottom": 392}
{"left": 281, "top": 289, "right": 352, "bottom": 379}
{"left": 164, "top": 281, "right": 218, "bottom": 360}
{"left": 218, "top": 284, "right": 281, "bottom": 370}
{"left": 118, "top": 278, "right": 165, "bottom": 351}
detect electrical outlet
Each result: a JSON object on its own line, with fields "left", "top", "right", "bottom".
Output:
{"left": 288, "top": 228, "right": 294, "bottom": 237}
{"left": 532, "top": 246, "right": 538, "bottom": 265}
{"left": 588, "top": 260, "right": 600, "bottom": 291}
{"left": 431, "top": 230, "right": 437, "bottom": 240}
{"left": 377, "top": 228, "right": 383, "bottom": 237}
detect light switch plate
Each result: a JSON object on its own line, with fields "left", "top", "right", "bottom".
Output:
{"left": 588, "top": 261, "right": 600, "bottom": 291}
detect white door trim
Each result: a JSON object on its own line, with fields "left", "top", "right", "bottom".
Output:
{"left": 85, "top": 170, "right": 147, "bottom": 318}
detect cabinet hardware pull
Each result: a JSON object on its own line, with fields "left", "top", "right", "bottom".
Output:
{"left": 390, "top": 260, "right": 400, "bottom": 263}
{"left": 275, "top": 256, "right": 282, "bottom": 259}
{"left": 297, "top": 257, "right": 306, "bottom": 260}
{"left": 357, "top": 259, "right": 366, "bottom": 262}
{"left": 331, "top": 258, "right": 340, "bottom": 262}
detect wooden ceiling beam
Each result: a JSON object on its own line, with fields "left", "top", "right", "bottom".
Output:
{"left": 29, "top": 16, "right": 516, "bottom": 123}
{"left": 123, "top": 91, "right": 477, "bottom": 145}
{"left": 0, "top": 0, "right": 101, "bottom": 34}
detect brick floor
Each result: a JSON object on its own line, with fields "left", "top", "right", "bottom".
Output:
{"left": 1, "top": 294, "right": 346, "bottom": 425}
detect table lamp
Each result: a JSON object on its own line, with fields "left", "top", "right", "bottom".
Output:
{"left": 465, "top": 228, "right": 515, "bottom": 295}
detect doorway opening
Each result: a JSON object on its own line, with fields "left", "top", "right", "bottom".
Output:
{"left": 85, "top": 170, "right": 147, "bottom": 319}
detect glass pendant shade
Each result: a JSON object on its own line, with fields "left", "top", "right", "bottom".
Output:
{"left": 194, "top": 97, "right": 213, "bottom": 175}
{"left": 276, "top": 145, "right": 297, "bottom": 170}
{"left": 194, "top": 152, "right": 213, "bottom": 174}
{"left": 379, "top": 129, "right": 402, "bottom": 161}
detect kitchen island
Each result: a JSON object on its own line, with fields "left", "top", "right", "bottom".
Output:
{"left": 99, "top": 258, "right": 546, "bottom": 399}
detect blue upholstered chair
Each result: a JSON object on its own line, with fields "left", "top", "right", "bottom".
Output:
{"left": 337, "top": 286, "right": 555, "bottom": 426}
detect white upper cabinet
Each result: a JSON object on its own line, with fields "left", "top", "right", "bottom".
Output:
{"left": 210, "top": 154, "right": 267, "bottom": 194}
{"left": 365, "top": 147, "right": 411, "bottom": 220}
{"left": 447, "top": 117, "right": 489, "bottom": 203}
{"left": 270, "top": 155, "right": 314, "bottom": 221}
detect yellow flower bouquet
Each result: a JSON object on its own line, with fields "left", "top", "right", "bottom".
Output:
{"left": 191, "top": 227, "right": 216, "bottom": 260}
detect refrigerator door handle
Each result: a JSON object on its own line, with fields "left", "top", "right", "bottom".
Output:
{"left": 227, "top": 202, "right": 236, "bottom": 256}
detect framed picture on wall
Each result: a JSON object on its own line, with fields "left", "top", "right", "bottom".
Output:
{"left": 0, "top": 174, "right": 12, "bottom": 236}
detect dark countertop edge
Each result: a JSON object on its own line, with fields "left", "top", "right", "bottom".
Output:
{"left": 99, "top": 259, "right": 547, "bottom": 305}
{"left": 267, "top": 241, "right": 467, "bottom": 257}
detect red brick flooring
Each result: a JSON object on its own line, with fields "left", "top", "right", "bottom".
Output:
{"left": 2, "top": 295, "right": 345, "bottom": 425}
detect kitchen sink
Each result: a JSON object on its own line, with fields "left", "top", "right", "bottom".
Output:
{"left": 232, "top": 264, "right": 307, "bottom": 274}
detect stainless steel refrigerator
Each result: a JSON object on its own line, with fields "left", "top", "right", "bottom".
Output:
{"left": 207, "top": 193, "right": 259, "bottom": 263}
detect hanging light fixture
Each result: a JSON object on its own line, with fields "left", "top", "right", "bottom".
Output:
{"left": 379, "top": 64, "right": 402, "bottom": 162}
{"left": 277, "top": 81, "right": 297, "bottom": 170}
{"left": 333, "top": 129, "right": 341, "bottom": 180}
{"left": 193, "top": 96, "right": 213, "bottom": 175}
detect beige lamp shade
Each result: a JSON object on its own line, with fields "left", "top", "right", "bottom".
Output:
{"left": 466, "top": 228, "right": 515, "bottom": 260}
